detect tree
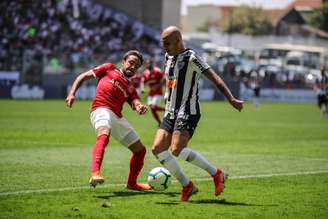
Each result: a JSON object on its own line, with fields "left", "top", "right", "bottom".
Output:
{"left": 309, "top": 2, "right": 328, "bottom": 32}
{"left": 223, "top": 5, "right": 273, "bottom": 36}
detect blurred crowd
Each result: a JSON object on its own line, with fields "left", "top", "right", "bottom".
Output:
{"left": 0, "top": 0, "right": 162, "bottom": 73}
{"left": 207, "top": 52, "right": 321, "bottom": 90}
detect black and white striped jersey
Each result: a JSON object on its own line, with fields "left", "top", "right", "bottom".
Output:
{"left": 163, "top": 48, "right": 210, "bottom": 119}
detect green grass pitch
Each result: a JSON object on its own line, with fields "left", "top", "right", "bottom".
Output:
{"left": 0, "top": 100, "right": 328, "bottom": 219}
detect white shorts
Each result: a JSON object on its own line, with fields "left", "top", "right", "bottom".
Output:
{"left": 90, "top": 107, "right": 139, "bottom": 147}
{"left": 147, "top": 95, "right": 162, "bottom": 106}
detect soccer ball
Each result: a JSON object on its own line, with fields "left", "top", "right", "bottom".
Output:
{"left": 147, "top": 167, "right": 171, "bottom": 191}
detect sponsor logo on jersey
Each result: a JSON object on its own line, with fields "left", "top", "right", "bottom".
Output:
{"left": 109, "top": 79, "right": 128, "bottom": 98}
{"left": 192, "top": 58, "right": 206, "bottom": 72}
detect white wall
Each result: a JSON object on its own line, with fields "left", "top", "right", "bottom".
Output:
{"left": 185, "top": 5, "right": 220, "bottom": 32}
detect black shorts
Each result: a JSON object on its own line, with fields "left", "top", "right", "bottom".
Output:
{"left": 254, "top": 87, "right": 260, "bottom": 97}
{"left": 159, "top": 114, "right": 201, "bottom": 138}
{"left": 318, "top": 94, "right": 328, "bottom": 107}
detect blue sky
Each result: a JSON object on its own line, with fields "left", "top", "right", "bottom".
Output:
{"left": 181, "top": 0, "right": 295, "bottom": 15}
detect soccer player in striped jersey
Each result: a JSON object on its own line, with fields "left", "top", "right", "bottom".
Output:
{"left": 66, "top": 50, "right": 151, "bottom": 191}
{"left": 152, "top": 26, "right": 244, "bottom": 201}
{"left": 314, "top": 65, "right": 328, "bottom": 117}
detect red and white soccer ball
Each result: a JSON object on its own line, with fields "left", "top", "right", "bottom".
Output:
{"left": 147, "top": 167, "right": 171, "bottom": 191}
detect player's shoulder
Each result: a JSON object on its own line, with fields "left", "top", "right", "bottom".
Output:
{"left": 183, "top": 48, "right": 197, "bottom": 57}
{"left": 186, "top": 49, "right": 209, "bottom": 72}
{"left": 104, "top": 63, "right": 117, "bottom": 69}
{"left": 181, "top": 49, "right": 202, "bottom": 63}
{"left": 95, "top": 63, "right": 116, "bottom": 70}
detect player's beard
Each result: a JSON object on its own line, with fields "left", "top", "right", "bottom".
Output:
{"left": 123, "top": 69, "right": 135, "bottom": 78}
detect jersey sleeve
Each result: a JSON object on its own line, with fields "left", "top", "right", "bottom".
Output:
{"left": 190, "top": 53, "right": 210, "bottom": 74}
{"left": 92, "top": 63, "right": 114, "bottom": 78}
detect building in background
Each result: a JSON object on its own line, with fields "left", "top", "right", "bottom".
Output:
{"left": 182, "top": 0, "right": 326, "bottom": 39}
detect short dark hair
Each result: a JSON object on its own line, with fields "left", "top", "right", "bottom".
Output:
{"left": 123, "top": 50, "right": 143, "bottom": 65}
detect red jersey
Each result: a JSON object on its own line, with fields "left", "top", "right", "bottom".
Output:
{"left": 143, "top": 67, "right": 164, "bottom": 96}
{"left": 91, "top": 63, "right": 139, "bottom": 118}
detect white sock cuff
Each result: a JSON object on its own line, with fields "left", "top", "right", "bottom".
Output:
{"left": 179, "top": 148, "right": 192, "bottom": 161}
{"left": 157, "top": 150, "right": 171, "bottom": 163}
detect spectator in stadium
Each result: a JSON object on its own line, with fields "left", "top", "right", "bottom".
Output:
{"left": 66, "top": 50, "right": 151, "bottom": 191}
{"left": 249, "top": 70, "right": 262, "bottom": 109}
{"left": 142, "top": 59, "right": 166, "bottom": 126}
{"left": 314, "top": 65, "right": 328, "bottom": 117}
{"left": 1, "top": 0, "right": 161, "bottom": 73}
{"left": 152, "top": 26, "right": 244, "bottom": 202}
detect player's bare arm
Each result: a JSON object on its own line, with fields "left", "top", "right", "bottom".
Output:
{"left": 66, "top": 70, "right": 94, "bottom": 108}
{"left": 204, "top": 68, "right": 244, "bottom": 112}
{"left": 132, "top": 99, "right": 148, "bottom": 115}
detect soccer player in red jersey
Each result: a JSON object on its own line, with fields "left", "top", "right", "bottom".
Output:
{"left": 66, "top": 50, "right": 151, "bottom": 191}
{"left": 142, "top": 59, "right": 166, "bottom": 126}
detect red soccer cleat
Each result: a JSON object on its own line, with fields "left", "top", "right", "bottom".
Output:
{"left": 213, "top": 169, "right": 227, "bottom": 196}
{"left": 126, "top": 183, "right": 152, "bottom": 191}
{"left": 181, "top": 181, "right": 198, "bottom": 202}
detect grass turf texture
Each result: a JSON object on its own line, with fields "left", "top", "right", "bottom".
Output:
{"left": 0, "top": 100, "right": 327, "bottom": 218}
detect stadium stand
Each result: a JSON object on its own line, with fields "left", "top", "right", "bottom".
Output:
{"left": 0, "top": 0, "right": 162, "bottom": 73}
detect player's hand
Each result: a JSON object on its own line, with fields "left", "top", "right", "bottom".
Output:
{"left": 65, "top": 94, "right": 75, "bottom": 108}
{"left": 230, "top": 98, "right": 244, "bottom": 112}
{"left": 136, "top": 104, "right": 148, "bottom": 115}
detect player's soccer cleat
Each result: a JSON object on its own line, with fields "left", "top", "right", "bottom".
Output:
{"left": 181, "top": 181, "right": 198, "bottom": 202}
{"left": 126, "top": 183, "right": 152, "bottom": 191}
{"left": 89, "top": 174, "right": 105, "bottom": 188}
{"left": 213, "top": 169, "right": 227, "bottom": 196}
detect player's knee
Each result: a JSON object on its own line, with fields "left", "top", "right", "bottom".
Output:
{"left": 129, "top": 140, "right": 146, "bottom": 153}
{"left": 135, "top": 145, "right": 146, "bottom": 155}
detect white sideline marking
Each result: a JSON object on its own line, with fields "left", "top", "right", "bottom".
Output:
{"left": 1, "top": 170, "right": 328, "bottom": 197}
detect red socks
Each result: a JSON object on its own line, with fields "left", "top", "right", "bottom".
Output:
{"left": 91, "top": 134, "right": 109, "bottom": 173}
{"left": 127, "top": 147, "right": 146, "bottom": 186}
{"left": 92, "top": 135, "right": 146, "bottom": 186}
